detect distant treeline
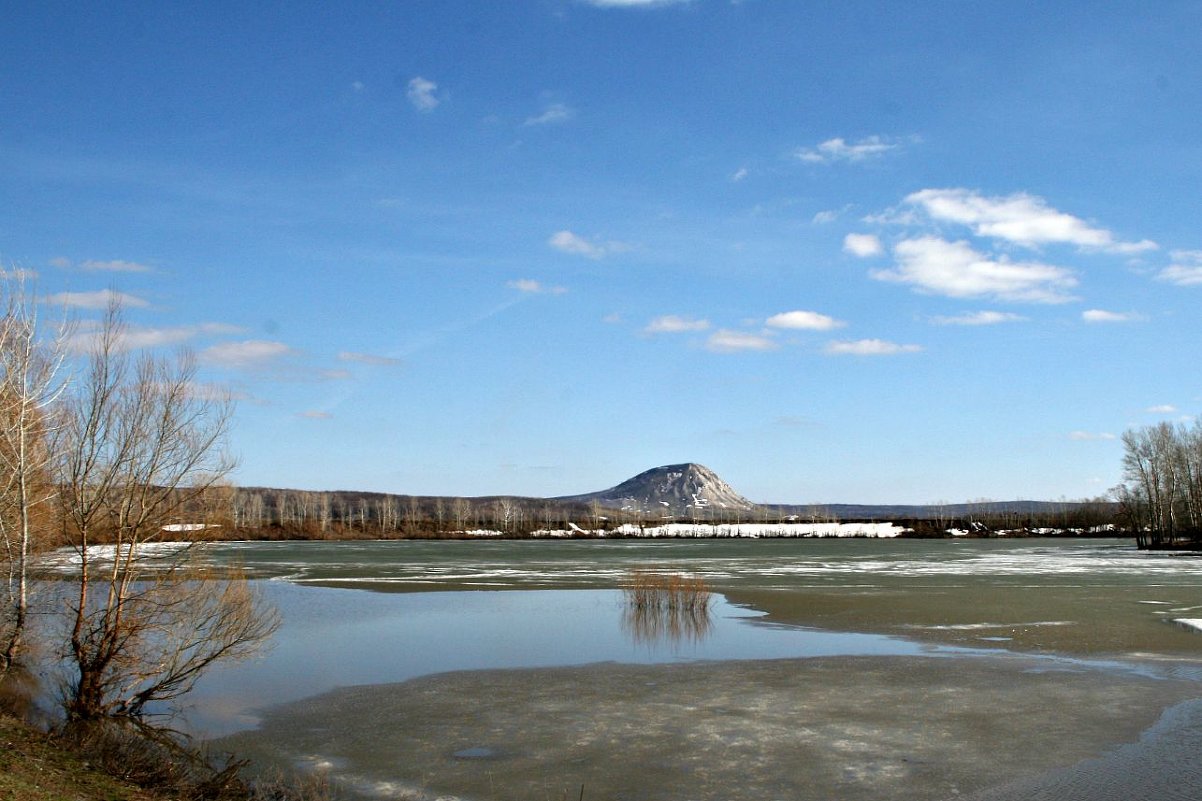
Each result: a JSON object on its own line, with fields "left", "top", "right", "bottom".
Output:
{"left": 209, "top": 487, "right": 1121, "bottom": 540}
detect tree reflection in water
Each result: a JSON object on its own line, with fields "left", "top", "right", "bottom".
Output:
{"left": 622, "top": 602, "right": 714, "bottom": 645}
{"left": 621, "top": 569, "right": 714, "bottom": 645}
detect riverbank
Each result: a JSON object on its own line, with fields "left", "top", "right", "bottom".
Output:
{"left": 0, "top": 713, "right": 157, "bottom": 801}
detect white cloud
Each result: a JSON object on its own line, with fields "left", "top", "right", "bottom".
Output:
{"left": 65, "top": 321, "right": 244, "bottom": 353}
{"left": 705, "top": 329, "right": 777, "bottom": 353}
{"left": 825, "top": 338, "right": 922, "bottom": 356}
{"left": 201, "top": 339, "right": 294, "bottom": 368}
{"left": 1158, "top": 265, "right": 1202, "bottom": 286}
{"left": 548, "top": 230, "right": 603, "bottom": 259}
{"left": 547, "top": 230, "right": 628, "bottom": 259}
{"left": 338, "top": 351, "right": 402, "bottom": 366}
{"left": 524, "top": 103, "right": 574, "bottom": 126}
{"left": 904, "top": 188, "right": 1157, "bottom": 254}
{"left": 764, "top": 310, "right": 845, "bottom": 331}
{"left": 406, "top": 77, "right": 440, "bottom": 112}
{"left": 508, "top": 278, "right": 567, "bottom": 295}
{"left": 812, "top": 210, "right": 839, "bottom": 224}
{"left": 299, "top": 410, "right": 333, "bottom": 420}
{"left": 1082, "top": 309, "right": 1141, "bottom": 323}
{"left": 843, "top": 233, "right": 883, "bottom": 258}
{"left": 44, "top": 289, "right": 149, "bottom": 309}
{"left": 645, "top": 315, "right": 710, "bottom": 334}
{"left": 1158, "top": 250, "right": 1202, "bottom": 286}
{"left": 80, "top": 259, "right": 154, "bottom": 273}
{"left": 1068, "top": 431, "right": 1117, "bottom": 441}
{"left": 1147, "top": 404, "right": 1178, "bottom": 414}
{"left": 873, "top": 236, "right": 1078, "bottom": 304}
{"left": 797, "top": 136, "right": 899, "bottom": 164}
{"left": 930, "top": 310, "right": 1025, "bottom": 326}
{"left": 731, "top": 167, "right": 749, "bottom": 183}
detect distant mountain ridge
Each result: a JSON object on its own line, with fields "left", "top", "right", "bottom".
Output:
{"left": 233, "top": 463, "right": 1114, "bottom": 535}
{"left": 555, "top": 463, "right": 756, "bottom": 516}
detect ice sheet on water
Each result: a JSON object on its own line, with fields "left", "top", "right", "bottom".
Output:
{"left": 34, "top": 541, "right": 194, "bottom": 573}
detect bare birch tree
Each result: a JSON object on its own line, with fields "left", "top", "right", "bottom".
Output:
{"left": 56, "top": 303, "right": 277, "bottom": 720}
{"left": 1119, "top": 421, "right": 1202, "bottom": 547}
{"left": 0, "top": 278, "right": 68, "bottom": 674}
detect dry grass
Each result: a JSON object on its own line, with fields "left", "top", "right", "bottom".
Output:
{"left": 624, "top": 569, "right": 712, "bottom": 612}
{"left": 56, "top": 718, "right": 340, "bottom": 800}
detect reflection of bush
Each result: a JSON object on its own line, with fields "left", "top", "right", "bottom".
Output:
{"left": 622, "top": 570, "right": 713, "bottom": 644}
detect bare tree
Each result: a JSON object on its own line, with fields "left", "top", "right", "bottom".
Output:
{"left": 316, "top": 492, "right": 332, "bottom": 534}
{"left": 433, "top": 497, "right": 445, "bottom": 534}
{"left": 1119, "top": 421, "right": 1202, "bottom": 547}
{"left": 55, "top": 303, "right": 277, "bottom": 721}
{"left": 0, "top": 278, "right": 68, "bottom": 674}
{"left": 451, "top": 497, "right": 469, "bottom": 532}
{"left": 403, "top": 495, "right": 422, "bottom": 534}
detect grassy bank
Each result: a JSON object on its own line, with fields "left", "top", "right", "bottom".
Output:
{"left": 0, "top": 713, "right": 158, "bottom": 801}
{"left": 0, "top": 711, "right": 334, "bottom": 801}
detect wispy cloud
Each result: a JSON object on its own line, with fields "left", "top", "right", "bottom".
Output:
{"left": 1158, "top": 250, "right": 1202, "bottom": 286}
{"left": 298, "top": 410, "right": 333, "bottom": 420}
{"left": 825, "top": 339, "right": 922, "bottom": 356}
{"left": 775, "top": 415, "right": 815, "bottom": 428}
{"left": 705, "top": 329, "right": 777, "bottom": 353}
{"left": 1068, "top": 431, "right": 1117, "bottom": 441}
{"left": 843, "top": 233, "right": 883, "bottom": 258}
{"left": 645, "top": 315, "right": 710, "bottom": 334}
{"left": 524, "top": 103, "right": 574, "bottom": 126}
{"left": 873, "top": 236, "right": 1078, "bottom": 304}
{"left": 66, "top": 321, "right": 245, "bottom": 353}
{"left": 905, "top": 188, "right": 1157, "bottom": 254}
{"left": 201, "top": 339, "right": 295, "bottom": 369}
{"left": 183, "top": 381, "right": 252, "bottom": 403}
{"left": 508, "top": 278, "right": 568, "bottom": 295}
{"left": 730, "top": 167, "right": 749, "bottom": 183}
{"left": 930, "top": 310, "right": 1025, "bottom": 326}
{"left": 797, "top": 135, "right": 900, "bottom": 164}
{"left": 547, "top": 230, "right": 628, "bottom": 259}
{"left": 581, "top": 0, "right": 690, "bottom": 7}
{"left": 1147, "top": 404, "right": 1178, "bottom": 414}
{"left": 764, "top": 310, "right": 845, "bottom": 331}
{"left": 1082, "top": 309, "right": 1141, "bottom": 323}
{"left": 338, "top": 351, "right": 402, "bottom": 366}
{"left": 406, "top": 76, "right": 440, "bottom": 112}
{"left": 44, "top": 289, "right": 150, "bottom": 309}
{"left": 51, "top": 257, "right": 154, "bottom": 273}
{"left": 80, "top": 259, "right": 154, "bottom": 273}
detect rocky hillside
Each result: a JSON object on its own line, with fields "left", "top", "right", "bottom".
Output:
{"left": 556, "top": 463, "right": 757, "bottom": 517}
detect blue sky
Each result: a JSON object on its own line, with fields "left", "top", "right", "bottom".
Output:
{"left": 2, "top": 1, "right": 1201, "bottom": 504}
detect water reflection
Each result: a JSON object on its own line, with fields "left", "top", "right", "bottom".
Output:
{"left": 621, "top": 602, "right": 713, "bottom": 645}
{"left": 621, "top": 569, "right": 715, "bottom": 645}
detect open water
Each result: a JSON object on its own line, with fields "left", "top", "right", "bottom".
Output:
{"left": 150, "top": 538, "right": 1202, "bottom": 799}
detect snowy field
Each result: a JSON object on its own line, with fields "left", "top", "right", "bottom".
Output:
{"left": 538, "top": 521, "right": 911, "bottom": 538}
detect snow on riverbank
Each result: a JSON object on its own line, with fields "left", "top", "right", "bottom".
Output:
{"left": 533, "top": 521, "right": 910, "bottom": 538}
